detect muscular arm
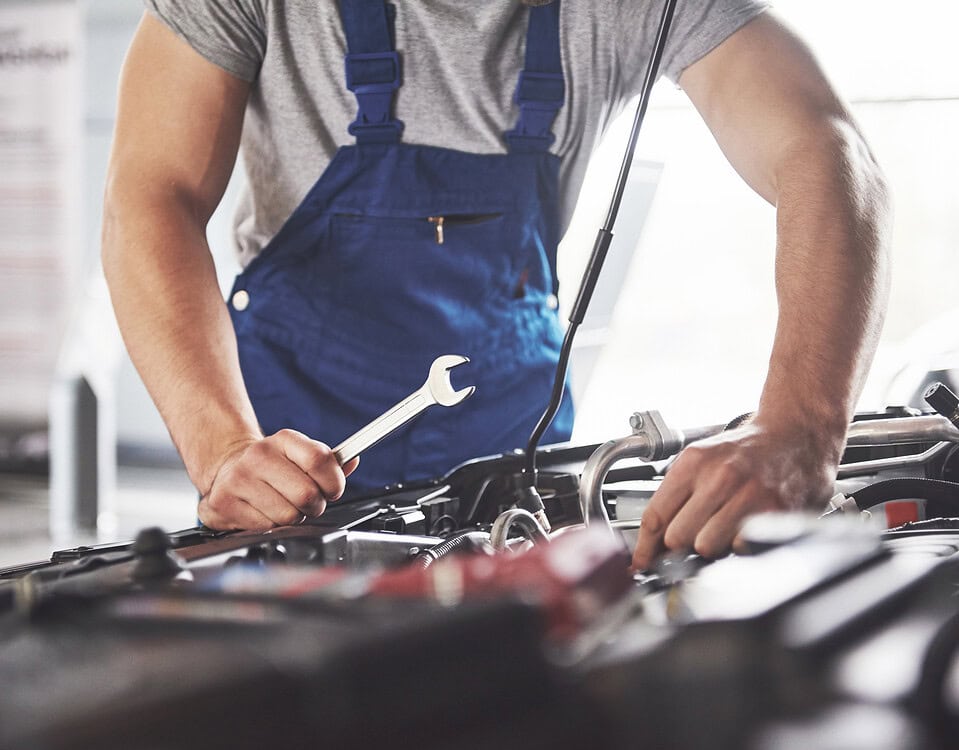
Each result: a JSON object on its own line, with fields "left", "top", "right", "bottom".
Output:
{"left": 633, "top": 12, "right": 891, "bottom": 567}
{"left": 103, "top": 14, "right": 353, "bottom": 530}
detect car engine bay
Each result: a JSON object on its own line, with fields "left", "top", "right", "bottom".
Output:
{"left": 3, "top": 398, "right": 959, "bottom": 750}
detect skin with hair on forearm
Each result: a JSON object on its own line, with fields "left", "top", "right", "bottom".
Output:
{"left": 632, "top": 12, "right": 891, "bottom": 569}
{"left": 102, "top": 14, "right": 355, "bottom": 531}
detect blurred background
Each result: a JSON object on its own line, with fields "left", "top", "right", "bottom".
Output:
{"left": 1, "top": 0, "right": 957, "bottom": 565}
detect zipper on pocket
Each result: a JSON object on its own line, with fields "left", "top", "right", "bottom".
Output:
{"left": 427, "top": 213, "right": 502, "bottom": 245}
{"left": 428, "top": 216, "right": 445, "bottom": 245}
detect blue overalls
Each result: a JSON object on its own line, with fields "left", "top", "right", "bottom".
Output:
{"left": 228, "top": 0, "right": 573, "bottom": 495}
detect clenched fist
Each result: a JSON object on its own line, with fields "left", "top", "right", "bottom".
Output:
{"left": 198, "top": 429, "right": 358, "bottom": 531}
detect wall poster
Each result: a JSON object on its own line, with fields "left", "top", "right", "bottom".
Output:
{"left": 0, "top": 0, "right": 83, "bottom": 426}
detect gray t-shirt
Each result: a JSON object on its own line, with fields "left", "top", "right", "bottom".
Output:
{"left": 144, "top": 0, "right": 769, "bottom": 267}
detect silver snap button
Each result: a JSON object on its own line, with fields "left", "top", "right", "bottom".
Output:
{"left": 546, "top": 294, "right": 559, "bottom": 311}
{"left": 232, "top": 290, "right": 250, "bottom": 311}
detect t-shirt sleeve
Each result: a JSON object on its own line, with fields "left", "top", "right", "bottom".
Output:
{"left": 143, "top": 0, "right": 267, "bottom": 82}
{"left": 661, "top": 0, "right": 771, "bottom": 83}
{"left": 614, "top": 0, "right": 771, "bottom": 89}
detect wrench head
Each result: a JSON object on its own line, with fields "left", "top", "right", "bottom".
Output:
{"left": 427, "top": 354, "right": 476, "bottom": 407}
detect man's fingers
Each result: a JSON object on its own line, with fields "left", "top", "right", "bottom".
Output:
{"left": 207, "top": 465, "right": 309, "bottom": 527}
{"left": 274, "top": 429, "right": 348, "bottom": 501}
{"left": 199, "top": 494, "right": 275, "bottom": 532}
{"left": 632, "top": 460, "right": 696, "bottom": 570}
{"left": 693, "top": 486, "right": 764, "bottom": 559}
{"left": 663, "top": 464, "right": 747, "bottom": 551}
{"left": 632, "top": 505, "right": 669, "bottom": 571}
{"left": 256, "top": 458, "right": 327, "bottom": 516}
{"left": 220, "top": 437, "right": 323, "bottom": 522}
{"left": 251, "top": 478, "right": 325, "bottom": 526}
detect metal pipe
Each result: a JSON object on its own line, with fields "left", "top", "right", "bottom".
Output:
{"left": 672, "top": 416, "right": 958, "bottom": 451}
{"left": 677, "top": 424, "right": 726, "bottom": 445}
{"left": 489, "top": 509, "right": 550, "bottom": 552}
{"left": 836, "top": 441, "right": 953, "bottom": 479}
{"left": 659, "top": 417, "right": 956, "bottom": 453}
{"left": 579, "top": 434, "right": 654, "bottom": 529}
{"left": 845, "top": 416, "right": 959, "bottom": 446}
{"left": 551, "top": 518, "right": 645, "bottom": 537}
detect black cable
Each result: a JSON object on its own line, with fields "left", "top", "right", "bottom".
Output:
{"left": 523, "top": 0, "right": 679, "bottom": 484}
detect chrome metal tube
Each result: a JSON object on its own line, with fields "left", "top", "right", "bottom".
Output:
{"left": 489, "top": 508, "right": 550, "bottom": 552}
{"left": 676, "top": 424, "right": 726, "bottom": 446}
{"left": 579, "top": 434, "right": 654, "bottom": 530}
{"left": 678, "top": 416, "right": 959, "bottom": 449}
{"left": 845, "top": 416, "right": 959, "bottom": 446}
{"left": 836, "top": 441, "right": 953, "bottom": 479}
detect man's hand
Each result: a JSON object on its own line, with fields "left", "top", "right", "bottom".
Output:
{"left": 198, "top": 430, "right": 359, "bottom": 530}
{"left": 631, "top": 419, "right": 840, "bottom": 570}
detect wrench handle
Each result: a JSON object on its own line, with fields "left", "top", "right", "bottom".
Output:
{"left": 332, "top": 390, "right": 431, "bottom": 465}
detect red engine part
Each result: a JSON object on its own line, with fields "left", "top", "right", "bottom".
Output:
{"left": 367, "top": 527, "right": 633, "bottom": 640}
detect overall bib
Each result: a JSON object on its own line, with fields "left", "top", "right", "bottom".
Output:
{"left": 228, "top": 0, "right": 573, "bottom": 495}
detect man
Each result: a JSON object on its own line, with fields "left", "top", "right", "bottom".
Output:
{"left": 101, "top": 0, "right": 890, "bottom": 569}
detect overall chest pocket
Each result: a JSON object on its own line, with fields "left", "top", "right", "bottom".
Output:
{"left": 329, "top": 210, "right": 515, "bottom": 321}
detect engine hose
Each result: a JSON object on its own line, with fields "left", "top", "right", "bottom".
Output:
{"left": 413, "top": 531, "right": 492, "bottom": 569}
{"left": 851, "top": 477, "right": 959, "bottom": 518}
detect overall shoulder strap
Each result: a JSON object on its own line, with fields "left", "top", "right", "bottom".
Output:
{"left": 339, "top": 0, "right": 403, "bottom": 144}
{"left": 505, "top": 0, "right": 565, "bottom": 153}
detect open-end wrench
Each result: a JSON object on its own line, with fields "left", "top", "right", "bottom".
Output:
{"left": 332, "top": 355, "right": 475, "bottom": 465}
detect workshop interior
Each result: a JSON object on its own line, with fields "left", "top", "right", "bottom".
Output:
{"left": 2, "top": 0, "right": 959, "bottom": 748}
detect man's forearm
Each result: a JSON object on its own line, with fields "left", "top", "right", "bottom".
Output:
{"left": 633, "top": 129, "right": 891, "bottom": 566}
{"left": 758, "top": 118, "right": 892, "bottom": 462}
{"left": 103, "top": 14, "right": 350, "bottom": 531}
{"left": 102, "top": 188, "right": 262, "bottom": 494}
